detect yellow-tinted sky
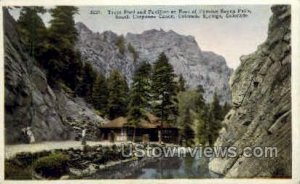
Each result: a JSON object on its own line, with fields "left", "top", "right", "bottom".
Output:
{"left": 9, "top": 5, "right": 272, "bottom": 69}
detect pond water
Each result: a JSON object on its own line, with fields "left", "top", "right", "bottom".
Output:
{"left": 127, "top": 156, "right": 221, "bottom": 179}
{"left": 87, "top": 151, "right": 222, "bottom": 179}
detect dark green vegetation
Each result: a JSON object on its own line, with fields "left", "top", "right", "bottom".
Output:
{"left": 5, "top": 162, "right": 32, "bottom": 180}
{"left": 5, "top": 145, "right": 133, "bottom": 179}
{"left": 107, "top": 70, "right": 129, "bottom": 119}
{"left": 33, "top": 153, "right": 70, "bottom": 179}
{"left": 127, "top": 61, "right": 152, "bottom": 127}
{"left": 15, "top": 6, "right": 231, "bottom": 146}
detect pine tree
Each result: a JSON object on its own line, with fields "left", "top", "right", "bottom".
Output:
{"left": 177, "top": 74, "right": 186, "bottom": 92}
{"left": 151, "top": 52, "right": 178, "bottom": 123}
{"left": 127, "top": 61, "right": 152, "bottom": 140}
{"left": 128, "top": 61, "right": 152, "bottom": 122}
{"left": 211, "top": 92, "right": 223, "bottom": 121}
{"left": 17, "top": 7, "right": 46, "bottom": 59}
{"left": 76, "top": 63, "right": 97, "bottom": 99}
{"left": 180, "top": 108, "right": 194, "bottom": 146}
{"left": 195, "top": 114, "right": 207, "bottom": 145}
{"left": 207, "top": 109, "right": 215, "bottom": 146}
{"left": 177, "top": 85, "right": 208, "bottom": 146}
{"left": 48, "top": 6, "right": 78, "bottom": 47}
{"left": 207, "top": 92, "right": 223, "bottom": 146}
{"left": 195, "top": 85, "right": 206, "bottom": 114}
{"left": 107, "top": 70, "right": 129, "bottom": 119}
{"left": 91, "top": 73, "right": 108, "bottom": 114}
{"left": 44, "top": 6, "right": 81, "bottom": 88}
{"left": 194, "top": 84, "right": 208, "bottom": 145}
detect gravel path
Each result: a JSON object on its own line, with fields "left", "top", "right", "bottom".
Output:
{"left": 5, "top": 141, "right": 124, "bottom": 159}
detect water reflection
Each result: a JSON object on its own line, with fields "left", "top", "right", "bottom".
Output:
{"left": 87, "top": 151, "right": 222, "bottom": 179}
{"left": 127, "top": 152, "right": 221, "bottom": 179}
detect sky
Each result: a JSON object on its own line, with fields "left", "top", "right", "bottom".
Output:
{"left": 9, "top": 5, "right": 272, "bottom": 69}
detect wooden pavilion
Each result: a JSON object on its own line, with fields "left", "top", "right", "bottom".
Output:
{"left": 99, "top": 113, "right": 179, "bottom": 143}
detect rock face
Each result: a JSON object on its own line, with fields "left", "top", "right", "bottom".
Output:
{"left": 57, "top": 94, "right": 105, "bottom": 140}
{"left": 76, "top": 23, "right": 233, "bottom": 103}
{"left": 209, "top": 5, "right": 291, "bottom": 177}
{"left": 4, "top": 9, "right": 104, "bottom": 144}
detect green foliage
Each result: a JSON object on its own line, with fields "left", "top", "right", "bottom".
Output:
{"left": 116, "top": 35, "right": 125, "bottom": 54}
{"left": 194, "top": 85, "right": 209, "bottom": 145}
{"left": 17, "top": 6, "right": 83, "bottom": 90}
{"left": 195, "top": 85, "right": 206, "bottom": 113}
{"left": 91, "top": 73, "right": 108, "bottom": 114}
{"left": 40, "top": 6, "right": 81, "bottom": 89}
{"left": 206, "top": 92, "right": 223, "bottom": 146}
{"left": 5, "top": 161, "right": 32, "bottom": 180}
{"left": 76, "top": 62, "right": 97, "bottom": 100}
{"left": 128, "top": 61, "right": 152, "bottom": 126}
{"left": 128, "top": 43, "right": 138, "bottom": 62}
{"left": 177, "top": 88, "right": 207, "bottom": 146}
{"left": 194, "top": 115, "right": 207, "bottom": 145}
{"left": 178, "top": 91, "right": 202, "bottom": 116}
{"left": 107, "top": 70, "right": 129, "bottom": 119}
{"left": 33, "top": 153, "right": 69, "bottom": 179}
{"left": 63, "top": 50, "right": 83, "bottom": 90}
{"left": 151, "top": 52, "right": 178, "bottom": 123}
{"left": 17, "top": 7, "right": 47, "bottom": 60}
{"left": 211, "top": 92, "right": 223, "bottom": 121}
{"left": 48, "top": 6, "right": 78, "bottom": 47}
{"left": 180, "top": 108, "right": 194, "bottom": 146}
{"left": 177, "top": 74, "right": 186, "bottom": 92}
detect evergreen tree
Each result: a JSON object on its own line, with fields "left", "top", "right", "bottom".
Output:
{"left": 211, "top": 92, "right": 223, "bottom": 121}
{"left": 91, "top": 73, "right": 108, "bottom": 114}
{"left": 195, "top": 85, "right": 206, "bottom": 114}
{"left": 128, "top": 61, "right": 152, "bottom": 123}
{"left": 127, "top": 61, "right": 152, "bottom": 140}
{"left": 76, "top": 63, "right": 97, "bottom": 99}
{"left": 207, "top": 109, "right": 215, "bottom": 146}
{"left": 177, "top": 85, "right": 208, "bottom": 146}
{"left": 43, "top": 6, "right": 81, "bottom": 88}
{"left": 195, "top": 114, "right": 207, "bottom": 145}
{"left": 17, "top": 7, "right": 46, "bottom": 59}
{"left": 194, "top": 85, "right": 209, "bottom": 145}
{"left": 177, "top": 74, "right": 186, "bottom": 92}
{"left": 48, "top": 6, "right": 78, "bottom": 47}
{"left": 107, "top": 70, "right": 129, "bottom": 119}
{"left": 180, "top": 108, "right": 194, "bottom": 146}
{"left": 151, "top": 52, "right": 178, "bottom": 123}
{"left": 207, "top": 92, "right": 223, "bottom": 146}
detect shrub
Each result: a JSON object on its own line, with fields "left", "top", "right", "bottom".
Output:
{"left": 83, "top": 145, "right": 93, "bottom": 153}
{"left": 33, "top": 153, "right": 69, "bottom": 179}
{"left": 5, "top": 161, "right": 32, "bottom": 180}
{"left": 15, "top": 152, "right": 37, "bottom": 166}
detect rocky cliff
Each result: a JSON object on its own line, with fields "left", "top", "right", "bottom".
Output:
{"left": 4, "top": 9, "right": 105, "bottom": 144}
{"left": 209, "top": 5, "right": 291, "bottom": 177}
{"left": 76, "top": 23, "right": 233, "bottom": 103}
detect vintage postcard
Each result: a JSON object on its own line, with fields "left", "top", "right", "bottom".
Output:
{"left": 0, "top": 0, "right": 299, "bottom": 183}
